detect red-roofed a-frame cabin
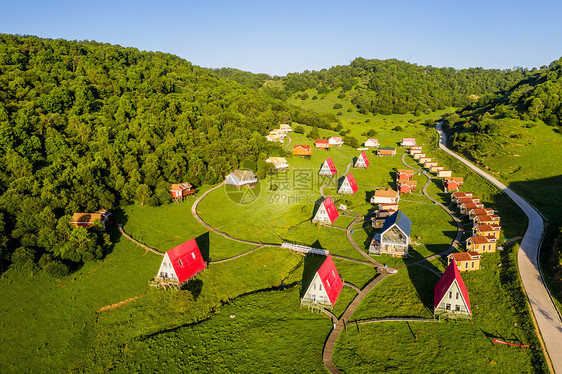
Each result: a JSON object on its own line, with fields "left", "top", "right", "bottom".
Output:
{"left": 354, "top": 152, "right": 370, "bottom": 168}
{"left": 154, "top": 238, "right": 206, "bottom": 288}
{"left": 338, "top": 173, "right": 359, "bottom": 195}
{"left": 312, "top": 196, "right": 339, "bottom": 224}
{"left": 301, "top": 254, "right": 343, "bottom": 309}
{"left": 319, "top": 158, "right": 337, "bottom": 176}
{"left": 434, "top": 261, "right": 471, "bottom": 319}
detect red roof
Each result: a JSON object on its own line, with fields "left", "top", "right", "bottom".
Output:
{"left": 398, "top": 173, "right": 409, "bottom": 182}
{"left": 324, "top": 158, "right": 337, "bottom": 175}
{"left": 399, "top": 184, "right": 412, "bottom": 193}
{"left": 346, "top": 173, "right": 359, "bottom": 194}
{"left": 323, "top": 196, "right": 339, "bottom": 223}
{"left": 317, "top": 255, "right": 343, "bottom": 307}
{"left": 434, "top": 261, "right": 471, "bottom": 314}
{"left": 316, "top": 139, "right": 329, "bottom": 144}
{"left": 167, "top": 238, "right": 206, "bottom": 283}
{"left": 359, "top": 151, "right": 370, "bottom": 167}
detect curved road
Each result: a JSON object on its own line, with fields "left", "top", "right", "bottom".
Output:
{"left": 436, "top": 122, "right": 562, "bottom": 373}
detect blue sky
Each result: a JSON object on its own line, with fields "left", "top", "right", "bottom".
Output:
{"left": 2, "top": 0, "right": 561, "bottom": 75}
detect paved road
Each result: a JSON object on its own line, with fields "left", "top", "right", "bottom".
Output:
{"left": 436, "top": 122, "right": 562, "bottom": 373}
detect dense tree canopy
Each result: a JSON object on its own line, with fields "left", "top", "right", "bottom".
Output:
{"left": 442, "top": 58, "right": 562, "bottom": 156}
{"left": 216, "top": 57, "right": 530, "bottom": 116}
{"left": 0, "top": 34, "right": 338, "bottom": 272}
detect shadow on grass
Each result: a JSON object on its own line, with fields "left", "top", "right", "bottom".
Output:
{"left": 365, "top": 190, "right": 375, "bottom": 203}
{"left": 195, "top": 231, "right": 210, "bottom": 262}
{"left": 405, "top": 261, "right": 442, "bottom": 314}
{"left": 300, "top": 254, "right": 327, "bottom": 299}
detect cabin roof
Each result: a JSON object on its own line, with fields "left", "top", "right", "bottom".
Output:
{"left": 167, "top": 238, "right": 206, "bottom": 283}
{"left": 315, "top": 138, "right": 329, "bottom": 144}
{"left": 358, "top": 151, "right": 370, "bottom": 166}
{"left": 468, "top": 236, "right": 490, "bottom": 244}
{"left": 375, "top": 188, "right": 398, "bottom": 198}
{"left": 322, "top": 196, "right": 339, "bottom": 223}
{"left": 381, "top": 210, "right": 411, "bottom": 237}
{"left": 345, "top": 173, "right": 358, "bottom": 193}
{"left": 434, "top": 261, "right": 471, "bottom": 313}
{"left": 450, "top": 251, "right": 480, "bottom": 262}
{"left": 170, "top": 182, "right": 192, "bottom": 191}
{"left": 323, "top": 158, "right": 337, "bottom": 174}
{"left": 317, "top": 254, "right": 343, "bottom": 306}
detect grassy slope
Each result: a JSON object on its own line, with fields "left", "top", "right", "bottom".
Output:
{"left": 0, "top": 92, "right": 547, "bottom": 373}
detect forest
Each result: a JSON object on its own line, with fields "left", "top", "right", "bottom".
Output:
{"left": 442, "top": 58, "right": 562, "bottom": 156}
{"left": 215, "top": 57, "right": 532, "bottom": 115}
{"left": 0, "top": 34, "right": 338, "bottom": 274}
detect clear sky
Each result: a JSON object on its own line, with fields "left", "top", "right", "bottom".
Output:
{"left": 2, "top": 0, "right": 561, "bottom": 76}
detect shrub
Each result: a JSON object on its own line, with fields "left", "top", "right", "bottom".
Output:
{"left": 333, "top": 103, "right": 343, "bottom": 110}
{"left": 294, "top": 125, "right": 305, "bottom": 134}
{"left": 336, "top": 112, "right": 342, "bottom": 116}
{"left": 338, "top": 93, "right": 346, "bottom": 99}
{"left": 393, "top": 126, "right": 404, "bottom": 132}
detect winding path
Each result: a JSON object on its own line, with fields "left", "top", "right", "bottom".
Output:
{"left": 436, "top": 122, "right": 562, "bottom": 373}
{"left": 191, "top": 182, "right": 282, "bottom": 248}
{"left": 322, "top": 273, "right": 390, "bottom": 374}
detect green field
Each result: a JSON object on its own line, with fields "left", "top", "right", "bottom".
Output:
{"left": 0, "top": 110, "right": 548, "bottom": 373}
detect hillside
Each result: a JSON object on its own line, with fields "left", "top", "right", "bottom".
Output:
{"left": 0, "top": 34, "right": 338, "bottom": 273}
{"left": 215, "top": 58, "right": 530, "bottom": 115}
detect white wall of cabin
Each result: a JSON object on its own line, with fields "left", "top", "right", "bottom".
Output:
{"left": 303, "top": 273, "right": 330, "bottom": 304}
{"left": 157, "top": 253, "right": 178, "bottom": 280}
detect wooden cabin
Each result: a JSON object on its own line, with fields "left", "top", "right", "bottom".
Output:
{"left": 468, "top": 208, "right": 495, "bottom": 221}
{"left": 319, "top": 158, "right": 337, "bottom": 176}
{"left": 364, "top": 138, "right": 379, "bottom": 148}
{"left": 225, "top": 170, "right": 258, "bottom": 188}
{"left": 265, "top": 157, "right": 289, "bottom": 170}
{"left": 437, "top": 169, "right": 452, "bottom": 178}
{"left": 443, "top": 177, "right": 464, "bottom": 192}
{"left": 460, "top": 201, "right": 484, "bottom": 216}
{"left": 448, "top": 252, "right": 481, "bottom": 271}
{"left": 170, "top": 182, "right": 195, "bottom": 200}
{"left": 451, "top": 191, "right": 473, "bottom": 204}
{"left": 154, "top": 238, "right": 206, "bottom": 287}
{"left": 401, "top": 138, "right": 416, "bottom": 147}
{"left": 424, "top": 161, "right": 438, "bottom": 169}
{"left": 456, "top": 196, "right": 481, "bottom": 208}
{"left": 354, "top": 151, "right": 370, "bottom": 168}
{"left": 293, "top": 145, "right": 312, "bottom": 157}
{"left": 369, "top": 210, "right": 411, "bottom": 257}
{"left": 315, "top": 139, "right": 330, "bottom": 149}
{"left": 371, "top": 209, "right": 396, "bottom": 229}
{"left": 338, "top": 174, "right": 359, "bottom": 195}
{"left": 434, "top": 261, "right": 472, "bottom": 319}
{"left": 474, "top": 214, "right": 501, "bottom": 226}
{"left": 329, "top": 137, "right": 343, "bottom": 147}
{"left": 419, "top": 157, "right": 431, "bottom": 164}
{"left": 397, "top": 180, "right": 417, "bottom": 194}
{"left": 396, "top": 169, "right": 415, "bottom": 182}
{"left": 410, "top": 146, "right": 422, "bottom": 154}
{"left": 473, "top": 224, "right": 501, "bottom": 240}
{"left": 377, "top": 147, "right": 396, "bottom": 156}
{"left": 279, "top": 124, "right": 292, "bottom": 133}
{"left": 312, "top": 197, "right": 339, "bottom": 224}
{"left": 371, "top": 188, "right": 400, "bottom": 205}
{"left": 430, "top": 165, "right": 444, "bottom": 174}
{"left": 378, "top": 203, "right": 399, "bottom": 211}
{"left": 413, "top": 153, "right": 425, "bottom": 161}
{"left": 466, "top": 236, "right": 497, "bottom": 253}
{"left": 71, "top": 210, "right": 110, "bottom": 227}
{"left": 300, "top": 254, "right": 343, "bottom": 309}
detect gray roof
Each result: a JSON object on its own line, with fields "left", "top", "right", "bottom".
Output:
{"left": 381, "top": 210, "right": 412, "bottom": 237}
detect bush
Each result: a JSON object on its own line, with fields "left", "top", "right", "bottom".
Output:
{"left": 338, "top": 93, "right": 346, "bottom": 99}
{"left": 294, "top": 125, "right": 305, "bottom": 134}
{"left": 312, "top": 95, "right": 318, "bottom": 100}
{"left": 333, "top": 103, "right": 343, "bottom": 110}
{"left": 336, "top": 112, "right": 342, "bottom": 116}
{"left": 393, "top": 126, "right": 404, "bottom": 132}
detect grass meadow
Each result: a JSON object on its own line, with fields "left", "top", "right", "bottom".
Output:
{"left": 0, "top": 106, "right": 549, "bottom": 373}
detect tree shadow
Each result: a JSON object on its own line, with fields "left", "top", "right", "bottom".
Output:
{"left": 352, "top": 156, "right": 358, "bottom": 166}
{"left": 365, "top": 190, "right": 374, "bottom": 203}
{"left": 300, "top": 254, "right": 326, "bottom": 298}
{"left": 195, "top": 231, "right": 210, "bottom": 262}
